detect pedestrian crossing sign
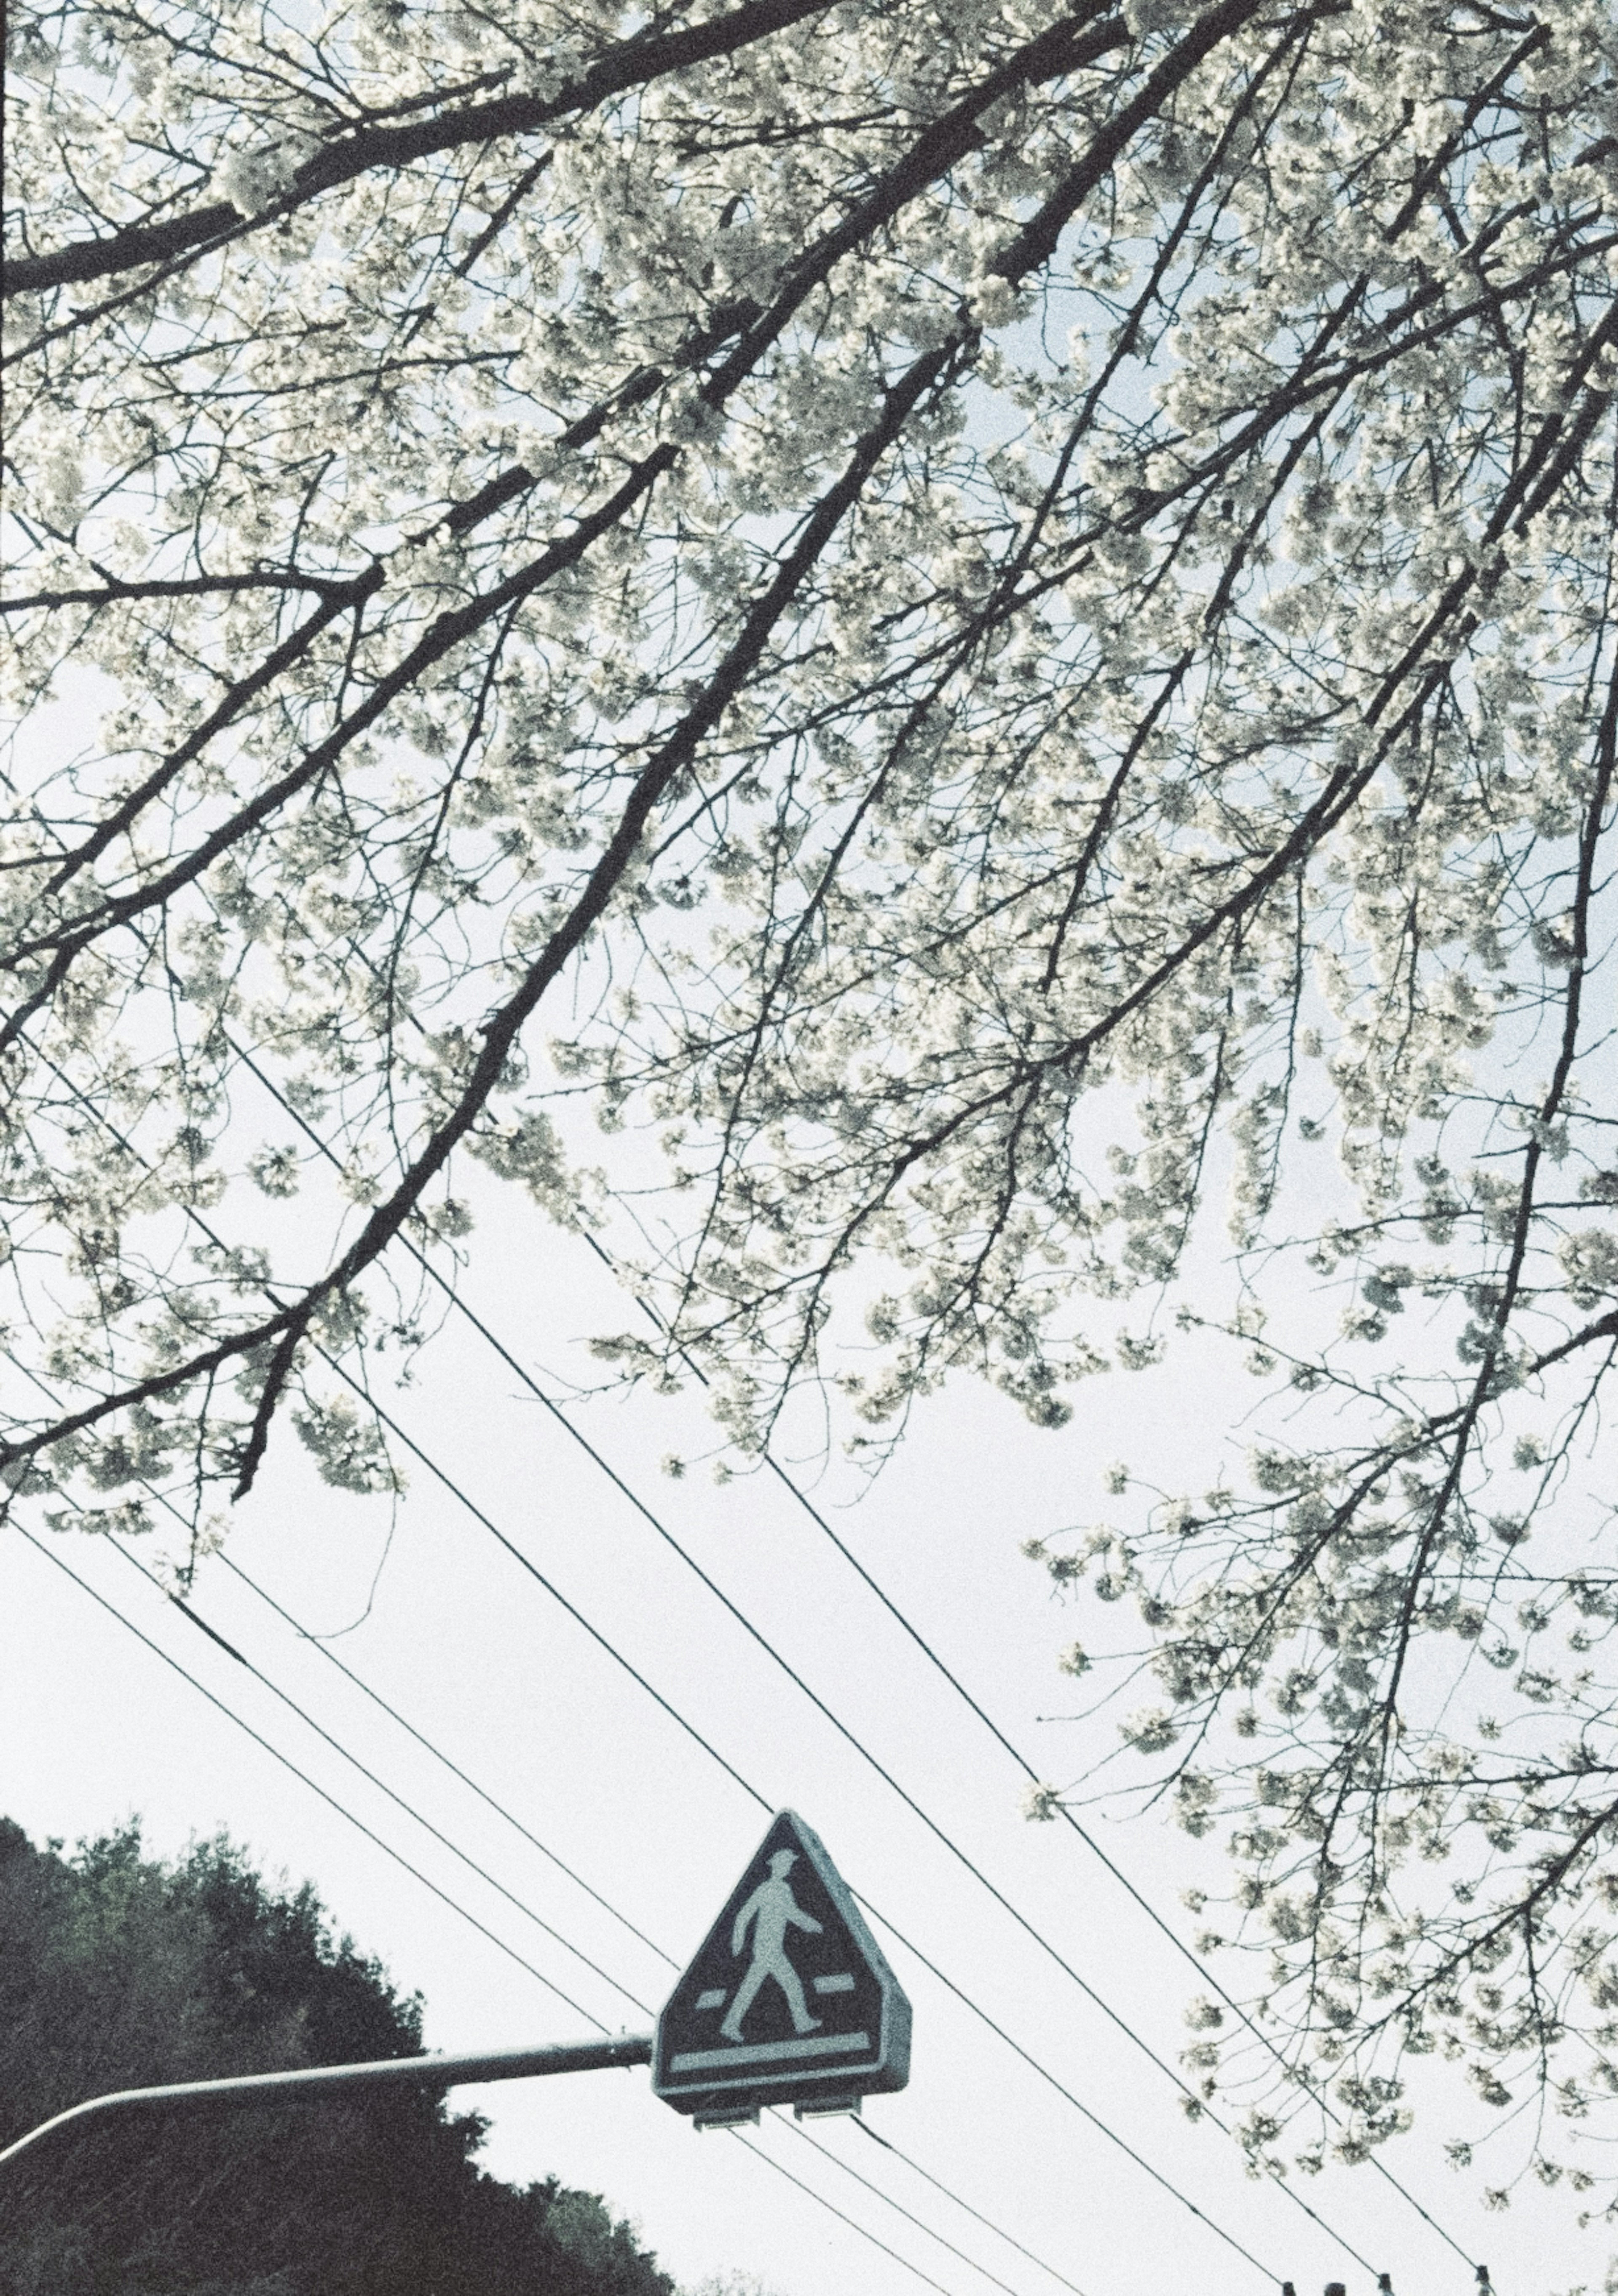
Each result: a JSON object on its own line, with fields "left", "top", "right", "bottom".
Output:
{"left": 653, "top": 1811, "right": 911, "bottom": 2123}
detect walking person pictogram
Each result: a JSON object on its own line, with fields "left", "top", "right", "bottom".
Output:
{"left": 719, "top": 1850, "right": 823, "bottom": 2041}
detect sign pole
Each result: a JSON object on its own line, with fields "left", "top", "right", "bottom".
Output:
{"left": 6, "top": 1806, "right": 912, "bottom": 2166}
{"left": 0, "top": 2034, "right": 654, "bottom": 2171}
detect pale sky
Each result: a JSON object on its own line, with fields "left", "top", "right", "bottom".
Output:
{"left": 3, "top": 1144, "right": 1579, "bottom": 2296}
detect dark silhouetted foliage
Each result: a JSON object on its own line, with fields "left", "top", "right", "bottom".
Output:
{"left": 0, "top": 1817, "right": 675, "bottom": 2296}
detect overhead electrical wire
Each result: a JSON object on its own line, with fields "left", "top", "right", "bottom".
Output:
{"left": 727, "top": 2126, "right": 964, "bottom": 2296}
{"left": 103, "top": 1531, "right": 658, "bottom": 2018}
{"left": 222, "top": 1040, "right": 1378, "bottom": 2275}
{"left": 129, "top": 1484, "right": 1100, "bottom": 2296}
{"left": 96, "top": 1511, "right": 1093, "bottom": 2292}
{"left": 11, "top": 1525, "right": 1029, "bottom": 2296}
{"left": 215, "top": 1548, "right": 679, "bottom": 1968}
{"left": 423, "top": 1287, "right": 1235, "bottom": 2107}
{"left": 14, "top": 1523, "right": 607, "bottom": 2030}
{"left": 239, "top": 920, "right": 1468, "bottom": 2272}
{"left": 13, "top": 1397, "right": 1099, "bottom": 2295}
{"left": 25, "top": 1041, "right": 1348, "bottom": 2281}
{"left": 572, "top": 1226, "right": 1484, "bottom": 2280}
{"left": 236, "top": 958, "right": 1468, "bottom": 2269}
{"left": 775, "top": 2116, "right": 1036, "bottom": 2296}
{"left": 852, "top": 2118, "right": 1091, "bottom": 2296}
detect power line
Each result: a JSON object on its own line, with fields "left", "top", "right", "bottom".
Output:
{"left": 7, "top": 1528, "right": 977, "bottom": 2295}
{"left": 777, "top": 2113, "right": 1044, "bottom": 2296}
{"left": 209, "top": 1541, "right": 1101, "bottom": 2296}
{"left": 852, "top": 2119, "right": 1090, "bottom": 2296}
{"left": 235, "top": 969, "right": 1461, "bottom": 2266}
{"left": 318, "top": 1363, "right": 1289, "bottom": 2284}
{"left": 13, "top": 1524, "right": 610, "bottom": 2031}
{"left": 102, "top": 1531, "right": 657, "bottom": 2020}
{"left": 24, "top": 1044, "right": 1311, "bottom": 2280}
{"left": 439, "top": 1295, "right": 1228, "bottom": 2106}
{"left": 576, "top": 1223, "right": 1484, "bottom": 2278}
{"left": 728, "top": 2126, "right": 965, "bottom": 2296}
{"left": 215, "top": 1549, "right": 678, "bottom": 1967}
{"left": 11, "top": 1407, "right": 1104, "bottom": 2296}
{"left": 225, "top": 1038, "right": 1368, "bottom": 2270}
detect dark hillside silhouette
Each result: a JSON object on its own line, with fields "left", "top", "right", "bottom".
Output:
{"left": 0, "top": 1817, "right": 675, "bottom": 2296}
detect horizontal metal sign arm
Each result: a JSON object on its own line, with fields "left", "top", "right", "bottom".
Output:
{"left": 0, "top": 2033, "right": 655, "bottom": 2169}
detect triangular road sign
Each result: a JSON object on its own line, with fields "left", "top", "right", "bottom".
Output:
{"left": 653, "top": 1811, "right": 911, "bottom": 2123}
